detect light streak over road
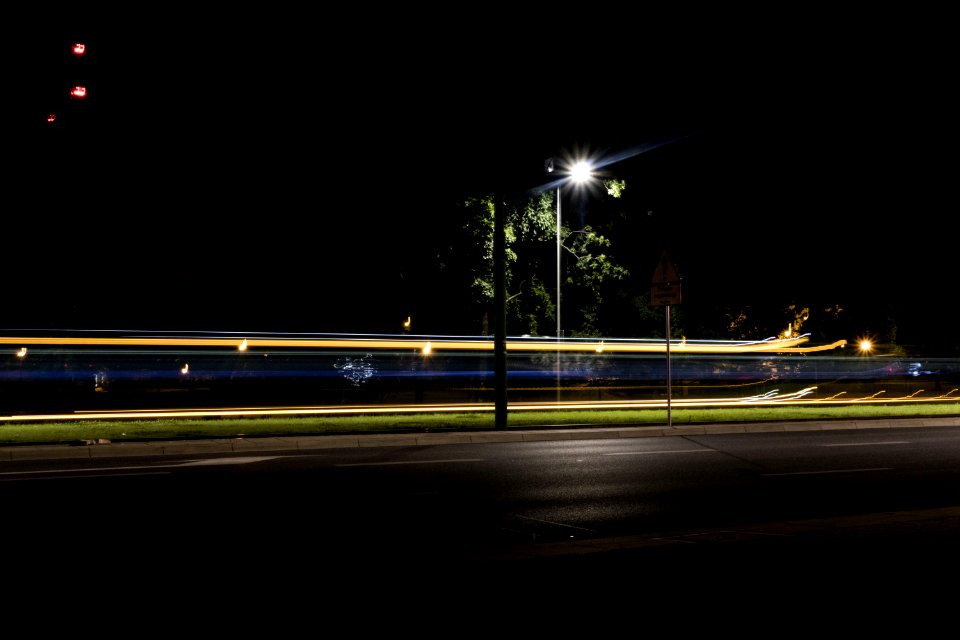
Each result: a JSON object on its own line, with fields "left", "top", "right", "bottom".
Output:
{"left": 0, "top": 333, "right": 840, "bottom": 354}
{"left": 3, "top": 387, "right": 957, "bottom": 423}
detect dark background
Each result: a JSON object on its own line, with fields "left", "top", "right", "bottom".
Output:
{"left": 11, "top": 15, "right": 957, "bottom": 351}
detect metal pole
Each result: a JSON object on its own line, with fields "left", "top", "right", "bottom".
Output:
{"left": 494, "top": 193, "right": 507, "bottom": 430}
{"left": 556, "top": 185, "right": 562, "bottom": 406}
{"left": 666, "top": 304, "right": 672, "bottom": 427}
{"left": 556, "top": 185, "right": 561, "bottom": 340}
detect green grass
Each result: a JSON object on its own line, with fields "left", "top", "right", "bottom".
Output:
{"left": 1, "top": 402, "right": 959, "bottom": 445}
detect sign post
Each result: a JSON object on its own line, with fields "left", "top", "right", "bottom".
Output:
{"left": 651, "top": 249, "right": 681, "bottom": 427}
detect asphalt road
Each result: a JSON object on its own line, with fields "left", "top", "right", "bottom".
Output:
{"left": 5, "top": 416, "right": 960, "bottom": 627}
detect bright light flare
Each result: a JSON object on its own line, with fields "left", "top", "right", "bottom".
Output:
{"left": 69, "top": 85, "right": 87, "bottom": 99}
{"left": 570, "top": 161, "right": 593, "bottom": 183}
{"left": 72, "top": 43, "right": 86, "bottom": 56}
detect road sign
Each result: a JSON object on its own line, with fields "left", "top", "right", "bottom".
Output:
{"left": 651, "top": 249, "right": 681, "bottom": 306}
{"left": 652, "top": 249, "right": 681, "bottom": 284}
{"left": 651, "top": 281, "right": 681, "bottom": 306}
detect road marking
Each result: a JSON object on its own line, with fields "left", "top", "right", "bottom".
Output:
{"left": 178, "top": 456, "right": 279, "bottom": 466}
{"left": 515, "top": 514, "right": 599, "bottom": 534}
{"left": 337, "top": 458, "right": 484, "bottom": 467}
{"left": 764, "top": 467, "right": 893, "bottom": 476}
{"left": 0, "top": 471, "right": 171, "bottom": 481}
{"left": 605, "top": 449, "right": 714, "bottom": 456}
{"left": 821, "top": 441, "right": 910, "bottom": 447}
{"left": 0, "top": 456, "right": 280, "bottom": 478}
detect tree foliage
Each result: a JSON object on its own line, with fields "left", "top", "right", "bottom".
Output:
{"left": 429, "top": 187, "right": 643, "bottom": 337}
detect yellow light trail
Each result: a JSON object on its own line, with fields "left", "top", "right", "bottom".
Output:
{"left": 0, "top": 334, "right": 843, "bottom": 354}
{"left": 2, "top": 388, "right": 956, "bottom": 423}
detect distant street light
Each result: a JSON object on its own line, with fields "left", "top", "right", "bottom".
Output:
{"left": 545, "top": 157, "right": 594, "bottom": 339}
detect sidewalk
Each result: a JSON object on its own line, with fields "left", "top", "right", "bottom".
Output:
{"left": 4, "top": 414, "right": 960, "bottom": 461}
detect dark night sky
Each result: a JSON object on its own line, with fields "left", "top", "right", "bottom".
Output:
{"left": 12, "top": 15, "right": 958, "bottom": 350}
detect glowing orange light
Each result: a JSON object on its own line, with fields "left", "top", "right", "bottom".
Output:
{"left": 70, "top": 86, "right": 87, "bottom": 99}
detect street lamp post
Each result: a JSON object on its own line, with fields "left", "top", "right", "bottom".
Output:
{"left": 546, "top": 158, "right": 593, "bottom": 340}
{"left": 555, "top": 182, "right": 561, "bottom": 339}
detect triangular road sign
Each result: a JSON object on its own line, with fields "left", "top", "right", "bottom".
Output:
{"left": 652, "top": 249, "right": 681, "bottom": 284}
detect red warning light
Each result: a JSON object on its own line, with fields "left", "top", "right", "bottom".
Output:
{"left": 47, "top": 113, "right": 57, "bottom": 123}
{"left": 72, "top": 43, "right": 86, "bottom": 56}
{"left": 69, "top": 85, "right": 87, "bottom": 99}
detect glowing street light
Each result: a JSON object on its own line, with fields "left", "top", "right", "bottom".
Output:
{"left": 545, "top": 157, "right": 594, "bottom": 339}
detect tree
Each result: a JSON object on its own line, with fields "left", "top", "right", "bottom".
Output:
{"left": 562, "top": 225, "right": 629, "bottom": 336}
{"left": 418, "top": 194, "right": 510, "bottom": 335}
{"left": 430, "top": 188, "right": 632, "bottom": 337}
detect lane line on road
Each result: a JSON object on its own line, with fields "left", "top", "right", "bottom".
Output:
{"left": 763, "top": 467, "right": 894, "bottom": 476}
{"left": 336, "top": 458, "right": 484, "bottom": 467}
{"left": 605, "top": 449, "right": 715, "bottom": 456}
{"left": 821, "top": 441, "right": 910, "bottom": 446}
